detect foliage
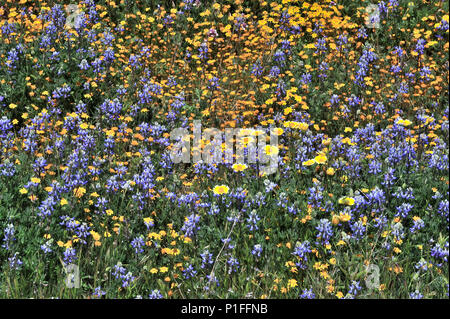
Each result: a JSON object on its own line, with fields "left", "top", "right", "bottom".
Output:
{"left": 0, "top": 0, "right": 448, "bottom": 299}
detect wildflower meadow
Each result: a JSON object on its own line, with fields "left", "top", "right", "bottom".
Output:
{"left": 0, "top": 0, "right": 448, "bottom": 300}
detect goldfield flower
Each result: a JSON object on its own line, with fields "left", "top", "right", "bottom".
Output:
{"left": 213, "top": 184, "right": 229, "bottom": 195}
{"left": 284, "top": 107, "right": 293, "bottom": 115}
{"left": 302, "top": 159, "right": 315, "bottom": 166}
{"left": 397, "top": 119, "right": 412, "bottom": 126}
{"left": 273, "top": 127, "right": 284, "bottom": 136}
{"left": 338, "top": 197, "right": 355, "bottom": 206}
{"left": 232, "top": 163, "right": 248, "bottom": 172}
{"left": 73, "top": 187, "right": 86, "bottom": 198}
{"left": 283, "top": 121, "right": 309, "bottom": 131}
{"left": 338, "top": 212, "right": 352, "bottom": 222}
{"left": 314, "top": 153, "right": 327, "bottom": 164}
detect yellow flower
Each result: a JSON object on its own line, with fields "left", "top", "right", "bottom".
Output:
{"left": 144, "top": 217, "right": 154, "bottom": 227}
{"left": 302, "top": 159, "right": 315, "bottom": 166}
{"left": 106, "top": 129, "right": 115, "bottom": 137}
{"left": 9, "top": 103, "right": 17, "bottom": 109}
{"left": 160, "top": 267, "right": 169, "bottom": 273}
{"left": 287, "top": 279, "right": 297, "bottom": 289}
{"left": 314, "top": 153, "right": 327, "bottom": 164}
{"left": 80, "top": 122, "right": 89, "bottom": 130}
{"left": 336, "top": 291, "right": 344, "bottom": 299}
{"left": 397, "top": 119, "right": 412, "bottom": 126}
{"left": 60, "top": 198, "right": 68, "bottom": 206}
{"left": 285, "top": 121, "right": 309, "bottom": 131}
{"left": 150, "top": 268, "right": 158, "bottom": 274}
{"left": 90, "top": 231, "right": 101, "bottom": 241}
{"left": 265, "top": 98, "right": 274, "bottom": 105}
{"left": 338, "top": 197, "right": 355, "bottom": 206}
{"left": 297, "top": 122, "right": 309, "bottom": 131}
{"left": 264, "top": 145, "right": 279, "bottom": 156}
{"left": 73, "top": 187, "right": 86, "bottom": 198}
{"left": 339, "top": 212, "right": 352, "bottom": 222}
{"left": 283, "top": 121, "right": 291, "bottom": 128}
{"left": 337, "top": 240, "right": 346, "bottom": 246}
{"left": 284, "top": 107, "right": 293, "bottom": 115}
{"left": 31, "top": 177, "right": 41, "bottom": 184}
{"left": 63, "top": 241, "right": 72, "bottom": 248}
{"left": 273, "top": 127, "right": 284, "bottom": 136}
{"left": 213, "top": 185, "right": 229, "bottom": 195}
{"left": 322, "top": 138, "right": 332, "bottom": 146}
{"left": 326, "top": 167, "right": 335, "bottom": 175}
{"left": 19, "top": 188, "right": 28, "bottom": 194}
{"left": 232, "top": 163, "right": 248, "bottom": 172}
